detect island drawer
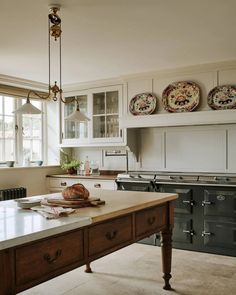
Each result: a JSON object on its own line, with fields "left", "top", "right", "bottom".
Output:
{"left": 135, "top": 205, "right": 167, "bottom": 239}
{"left": 88, "top": 215, "right": 132, "bottom": 257}
{"left": 15, "top": 230, "right": 84, "bottom": 286}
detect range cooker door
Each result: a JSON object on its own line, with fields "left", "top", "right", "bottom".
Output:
{"left": 158, "top": 185, "right": 194, "bottom": 214}
{"left": 203, "top": 188, "right": 236, "bottom": 218}
{"left": 202, "top": 219, "right": 236, "bottom": 254}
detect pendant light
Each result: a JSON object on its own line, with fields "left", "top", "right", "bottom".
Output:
{"left": 65, "top": 101, "right": 90, "bottom": 122}
{"left": 14, "top": 6, "right": 63, "bottom": 114}
{"left": 13, "top": 96, "right": 42, "bottom": 114}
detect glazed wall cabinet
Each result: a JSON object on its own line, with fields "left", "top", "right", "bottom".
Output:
{"left": 61, "top": 85, "right": 125, "bottom": 147}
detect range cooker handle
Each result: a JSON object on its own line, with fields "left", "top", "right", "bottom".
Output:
{"left": 182, "top": 200, "right": 194, "bottom": 206}
{"left": 202, "top": 200, "right": 213, "bottom": 206}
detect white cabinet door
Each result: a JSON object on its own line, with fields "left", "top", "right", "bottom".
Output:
{"left": 165, "top": 126, "right": 226, "bottom": 172}
{"left": 90, "top": 85, "right": 125, "bottom": 144}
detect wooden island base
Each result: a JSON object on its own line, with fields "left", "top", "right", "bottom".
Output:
{"left": 0, "top": 191, "right": 177, "bottom": 294}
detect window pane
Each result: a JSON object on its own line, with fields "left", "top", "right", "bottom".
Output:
{"left": 23, "top": 140, "right": 31, "bottom": 160}
{"left": 93, "top": 116, "right": 105, "bottom": 138}
{"left": 32, "top": 140, "right": 41, "bottom": 161}
{"left": 23, "top": 117, "right": 31, "bottom": 137}
{"left": 0, "top": 115, "right": 3, "bottom": 138}
{"left": 32, "top": 118, "right": 41, "bottom": 138}
{"left": 0, "top": 96, "right": 3, "bottom": 114}
{"left": 4, "top": 116, "right": 14, "bottom": 138}
{"left": 0, "top": 139, "right": 3, "bottom": 161}
{"left": 93, "top": 93, "right": 105, "bottom": 114}
{"left": 5, "top": 139, "right": 14, "bottom": 160}
{"left": 4, "top": 97, "right": 14, "bottom": 115}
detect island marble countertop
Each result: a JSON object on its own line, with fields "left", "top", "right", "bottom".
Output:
{"left": 0, "top": 194, "right": 92, "bottom": 250}
{"left": 0, "top": 190, "right": 177, "bottom": 250}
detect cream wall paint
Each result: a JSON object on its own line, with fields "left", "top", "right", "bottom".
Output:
{"left": 0, "top": 166, "right": 63, "bottom": 197}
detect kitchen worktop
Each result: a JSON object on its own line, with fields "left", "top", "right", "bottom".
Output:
{"left": 0, "top": 190, "right": 177, "bottom": 250}
{"left": 47, "top": 173, "right": 118, "bottom": 180}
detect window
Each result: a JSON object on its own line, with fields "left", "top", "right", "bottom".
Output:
{"left": 0, "top": 95, "right": 44, "bottom": 165}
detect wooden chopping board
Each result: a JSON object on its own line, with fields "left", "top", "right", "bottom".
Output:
{"left": 42, "top": 197, "right": 105, "bottom": 208}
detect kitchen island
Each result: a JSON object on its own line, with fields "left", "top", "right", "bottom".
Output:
{"left": 0, "top": 190, "right": 177, "bottom": 294}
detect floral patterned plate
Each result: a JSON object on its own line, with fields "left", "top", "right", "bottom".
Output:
{"left": 162, "top": 81, "right": 200, "bottom": 113}
{"left": 129, "top": 93, "right": 157, "bottom": 115}
{"left": 208, "top": 85, "right": 236, "bottom": 110}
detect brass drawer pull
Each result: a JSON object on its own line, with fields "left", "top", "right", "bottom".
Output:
{"left": 105, "top": 230, "right": 118, "bottom": 241}
{"left": 44, "top": 249, "right": 62, "bottom": 264}
{"left": 60, "top": 182, "right": 67, "bottom": 186}
{"left": 147, "top": 216, "right": 156, "bottom": 225}
{"left": 94, "top": 183, "right": 101, "bottom": 188}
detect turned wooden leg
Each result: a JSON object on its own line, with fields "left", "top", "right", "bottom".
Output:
{"left": 160, "top": 228, "right": 173, "bottom": 290}
{"left": 85, "top": 262, "right": 93, "bottom": 273}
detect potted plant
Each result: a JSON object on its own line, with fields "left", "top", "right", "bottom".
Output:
{"left": 61, "top": 159, "right": 81, "bottom": 175}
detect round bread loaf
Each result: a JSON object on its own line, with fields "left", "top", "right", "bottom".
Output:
{"left": 62, "top": 183, "right": 89, "bottom": 200}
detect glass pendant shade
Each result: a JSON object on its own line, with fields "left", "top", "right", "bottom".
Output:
{"left": 65, "top": 102, "right": 90, "bottom": 122}
{"left": 13, "top": 98, "right": 42, "bottom": 114}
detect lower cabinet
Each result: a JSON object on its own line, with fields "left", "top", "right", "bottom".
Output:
{"left": 47, "top": 177, "right": 117, "bottom": 193}
{"left": 156, "top": 184, "right": 236, "bottom": 256}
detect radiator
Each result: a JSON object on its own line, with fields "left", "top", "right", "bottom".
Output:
{"left": 0, "top": 187, "right": 27, "bottom": 201}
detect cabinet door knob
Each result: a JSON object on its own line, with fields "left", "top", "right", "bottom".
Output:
{"left": 60, "top": 182, "right": 67, "bottom": 186}
{"left": 94, "top": 183, "right": 101, "bottom": 188}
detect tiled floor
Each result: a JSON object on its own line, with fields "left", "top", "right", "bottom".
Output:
{"left": 19, "top": 244, "right": 236, "bottom": 295}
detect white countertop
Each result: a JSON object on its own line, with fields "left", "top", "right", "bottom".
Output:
{"left": 0, "top": 193, "right": 92, "bottom": 250}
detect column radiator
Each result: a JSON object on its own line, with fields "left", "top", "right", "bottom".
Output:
{"left": 0, "top": 187, "right": 27, "bottom": 201}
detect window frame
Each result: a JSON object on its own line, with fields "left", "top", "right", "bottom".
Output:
{"left": 0, "top": 95, "right": 46, "bottom": 165}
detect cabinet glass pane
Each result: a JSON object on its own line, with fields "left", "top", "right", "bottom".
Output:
{"left": 93, "top": 93, "right": 105, "bottom": 115}
{"left": 106, "top": 91, "right": 118, "bottom": 114}
{"left": 107, "top": 115, "right": 119, "bottom": 137}
{"left": 93, "top": 116, "right": 105, "bottom": 138}
{"left": 64, "top": 95, "right": 88, "bottom": 139}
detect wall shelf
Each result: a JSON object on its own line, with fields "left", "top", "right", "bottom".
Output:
{"left": 120, "top": 109, "right": 236, "bottom": 129}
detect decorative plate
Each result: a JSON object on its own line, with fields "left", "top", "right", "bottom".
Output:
{"left": 208, "top": 85, "right": 236, "bottom": 110}
{"left": 129, "top": 93, "right": 157, "bottom": 115}
{"left": 162, "top": 81, "right": 200, "bottom": 113}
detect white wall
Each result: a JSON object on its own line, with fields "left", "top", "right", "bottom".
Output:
{"left": 0, "top": 166, "right": 63, "bottom": 196}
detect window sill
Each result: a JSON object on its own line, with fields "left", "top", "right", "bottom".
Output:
{"left": 0, "top": 165, "right": 60, "bottom": 170}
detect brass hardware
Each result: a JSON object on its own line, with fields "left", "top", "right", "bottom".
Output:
{"left": 60, "top": 182, "right": 67, "bottom": 186}
{"left": 44, "top": 249, "right": 62, "bottom": 264}
{"left": 105, "top": 230, "right": 118, "bottom": 240}
{"left": 147, "top": 216, "right": 156, "bottom": 225}
{"left": 94, "top": 183, "right": 101, "bottom": 188}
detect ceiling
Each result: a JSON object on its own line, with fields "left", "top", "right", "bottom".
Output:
{"left": 1, "top": 0, "right": 236, "bottom": 85}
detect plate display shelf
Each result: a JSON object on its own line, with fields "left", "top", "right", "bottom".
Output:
{"left": 120, "top": 109, "right": 236, "bottom": 129}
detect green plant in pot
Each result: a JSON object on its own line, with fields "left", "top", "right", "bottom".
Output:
{"left": 61, "top": 160, "right": 80, "bottom": 175}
